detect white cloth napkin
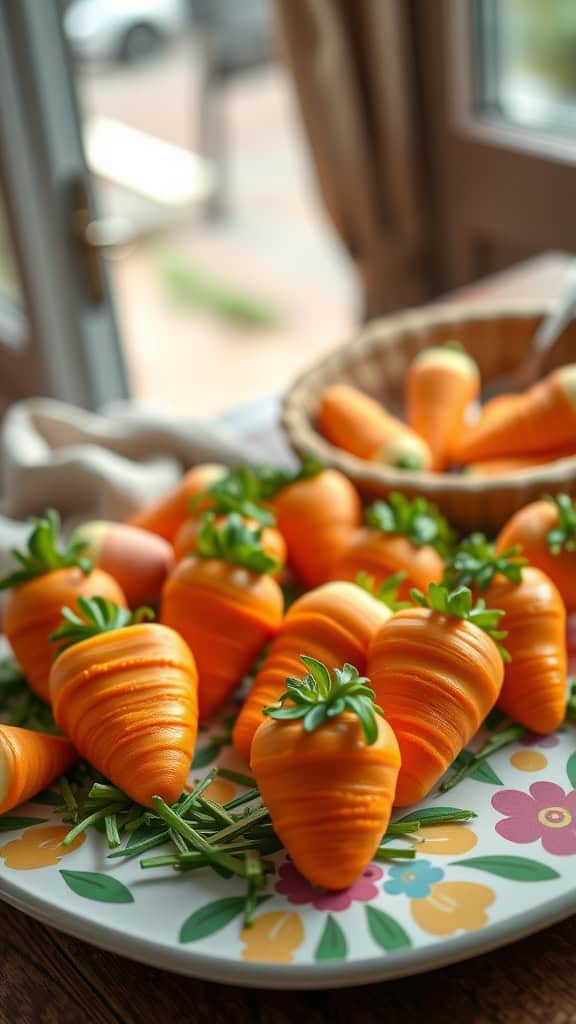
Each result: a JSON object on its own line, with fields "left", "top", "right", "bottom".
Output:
{"left": 0, "top": 398, "right": 261, "bottom": 581}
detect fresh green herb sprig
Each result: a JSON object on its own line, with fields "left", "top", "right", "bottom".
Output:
{"left": 365, "top": 493, "right": 456, "bottom": 558}
{"left": 50, "top": 597, "right": 155, "bottom": 655}
{"left": 355, "top": 571, "right": 411, "bottom": 611}
{"left": 0, "top": 510, "right": 92, "bottom": 590}
{"left": 264, "top": 656, "right": 384, "bottom": 745}
{"left": 440, "top": 724, "right": 526, "bottom": 792}
{"left": 444, "top": 533, "right": 526, "bottom": 591}
{"left": 546, "top": 494, "right": 576, "bottom": 554}
{"left": 254, "top": 455, "right": 324, "bottom": 501}
{"left": 566, "top": 678, "right": 576, "bottom": 725}
{"left": 411, "top": 583, "right": 510, "bottom": 661}
{"left": 196, "top": 512, "right": 280, "bottom": 575}
{"left": 190, "top": 466, "right": 275, "bottom": 527}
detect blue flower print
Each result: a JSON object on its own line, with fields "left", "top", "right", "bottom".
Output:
{"left": 383, "top": 859, "right": 445, "bottom": 899}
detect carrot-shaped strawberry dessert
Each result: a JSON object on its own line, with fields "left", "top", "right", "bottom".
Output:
{"left": 0, "top": 511, "right": 126, "bottom": 702}
{"left": 496, "top": 493, "right": 576, "bottom": 611}
{"left": 332, "top": 493, "right": 454, "bottom": 597}
{"left": 0, "top": 726, "right": 77, "bottom": 814}
{"left": 251, "top": 657, "right": 401, "bottom": 890}
{"left": 173, "top": 467, "right": 286, "bottom": 570}
{"left": 161, "top": 513, "right": 284, "bottom": 720}
{"left": 70, "top": 521, "right": 174, "bottom": 607}
{"left": 232, "top": 575, "right": 402, "bottom": 759}
{"left": 49, "top": 598, "right": 198, "bottom": 806}
{"left": 368, "top": 584, "right": 506, "bottom": 805}
{"left": 406, "top": 344, "right": 480, "bottom": 470}
{"left": 258, "top": 460, "right": 362, "bottom": 588}
{"left": 445, "top": 534, "right": 566, "bottom": 733}
{"left": 453, "top": 364, "right": 576, "bottom": 463}
{"left": 129, "top": 463, "right": 227, "bottom": 542}
{"left": 317, "top": 384, "right": 432, "bottom": 470}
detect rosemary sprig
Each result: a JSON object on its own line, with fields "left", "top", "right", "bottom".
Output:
{"left": 0, "top": 509, "right": 92, "bottom": 590}
{"left": 0, "top": 655, "right": 58, "bottom": 732}
{"left": 411, "top": 583, "right": 510, "bottom": 661}
{"left": 440, "top": 724, "right": 526, "bottom": 793}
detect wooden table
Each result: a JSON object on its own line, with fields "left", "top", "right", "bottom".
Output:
{"left": 2, "top": 252, "right": 576, "bottom": 1024}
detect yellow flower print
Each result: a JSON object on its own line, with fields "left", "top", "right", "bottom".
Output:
{"left": 509, "top": 751, "right": 548, "bottom": 773}
{"left": 0, "top": 825, "right": 85, "bottom": 870}
{"left": 416, "top": 824, "right": 478, "bottom": 856}
{"left": 411, "top": 881, "right": 495, "bottom": 936}
{"left": 240, "top": 911, "right": 304, "bottom": 963}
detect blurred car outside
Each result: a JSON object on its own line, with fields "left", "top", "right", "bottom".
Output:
{"left": 64, "top": 0, "right": 190, "bottom": 64}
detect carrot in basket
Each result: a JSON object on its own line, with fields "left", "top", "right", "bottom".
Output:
{"left": 465, "top": 451, "right": 576, "bottom": 477}
{"left": 332, "top": 492, "right": 454, "bottom": 598}
{"left": 406, "top": 345, "right": 480, "bottom": 470}
{"left": 445, "top": 534, "right": 566, "bottom": 732}
{"left": 129, "top": 463, "right": 227, "bottom": 542}
{"left": 368, "top": 584, "right": 506, "bottom": 805}
{"left": 70, "top": 521, "right": 174, "bottom": 607}
{"left": 259, "top": 460, "right": 362, "bottom": 588}
{"left": 0, "top": 511, "right": 126, "bottom": 702}
{"left": 0, "top": 726, "right": 78, "bottom": 815}
{"left": 496, "top": 494, "right": 576, "bottom": 611}
{"left": 232, "top": 575, "right": 402, "bottom": 759}
{"left": 49, "top": 598, "right": 198, "bottom": 806}
{"left": 453, "top": 364, "right": 576, "bottom": 464}
{"left": 161, "top": 513, "right": 284, "bottom": 720}
{"left": 317, "top": 384, "right": 433, "bottom": 470}
{"left": 251, "top": 657, "right": 401, "bottom": 890}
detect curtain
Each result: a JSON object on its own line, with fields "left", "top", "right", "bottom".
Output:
{"left": 274, "top": 0, "right": 431, "bottom": 320}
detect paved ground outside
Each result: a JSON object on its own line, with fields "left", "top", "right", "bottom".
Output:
{"left": 76, "top": 35, "right": 356, "bottom": 418}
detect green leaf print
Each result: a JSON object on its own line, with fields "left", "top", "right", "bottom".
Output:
{"left": 179, "top": 895, "right": 270, "bottom": 943}
{"left": 60, "top": 870, "right": 134, "bottom": 903}
{"left": 0, "top": 816, "right": 48, "bottom": 833}
{"left": 365, "top": 905, "right": 411, "bottom": 952}
{"left": 314, "top": 915, "right": 348, "bottom": 962}
{"left": 450, "top": 855, "right": 560, "bottom": 882}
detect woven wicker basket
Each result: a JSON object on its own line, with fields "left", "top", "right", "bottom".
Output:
{"left": 282, "top": 303, "right": 576, "bottom": 534}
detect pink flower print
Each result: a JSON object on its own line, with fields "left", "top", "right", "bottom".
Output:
{"left": 275, "top": 860, "right": 383, "bottom": 911}
{"left": 492, "top": 782, "right": 576, "bottom": 855}
{"left": 520, "top": 732, "right": 559, "bottom": 749}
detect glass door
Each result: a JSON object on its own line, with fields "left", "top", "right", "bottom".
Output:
{"left": 0, "top": 0, "right": 128, "bottom": 412}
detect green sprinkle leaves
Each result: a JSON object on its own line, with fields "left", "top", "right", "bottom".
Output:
{"left": 192, "top": 466, "right": 275, "bottom": 527}
{"left": 356, "top": 571, "right": 411, "bottom": 611}
{"left": 365, "top": 493, "right": 455, "bottom": 557}
{"left": 444, "top": 533, "right": 526, "bottom": 591}
{"left": 0, "top": 509, "right": 92, "bottom": 590}
{"left": 196, "top": 512, "right": 279, "bottom": 575}
{"left": 411, "top": 583, "right": 509, "bottom": 660}
{"left": 546, "top": 494, "right": 576, "bottom": 554}
{"left": 264, "top": 657, "right": 383, "bottom": 745}
{"left": 50, "top": 597, "right": 155, "bottom": 654}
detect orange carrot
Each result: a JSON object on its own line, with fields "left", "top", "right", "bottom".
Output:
{"left": 174, "top": 514, "right": 286, "bottom": 571}
{"left": 368, "top": 584, "right": 505, "bottom": 805}
{"left": 260, "top": 461, "right": 362, "bottom": 588}
{"left": 0, "top": 511, "right": 126, "bottom": 702}
{"left": 251, "top": 657, "right": 401, "bottom": 890}
{"left": 49, "top": 598, "right": 198, "bottom": 806}
{"left": 407, "top": 345, "right": 480, "bottom": 470}
{"left": 496, "top": 494, "right": 576, "bottom": 611}
{"left": 465, "top": 451, "right": 576, "bottom": 477}
{"left": 232, "top": 577, "right": 400, "bottom": 759}
{"left": 129, "top": 463, "right": 227, "bottom": 542}
{"left": 332, "top": 493, "right": 454, "bottom": 597}
{"left": 445, "top": 535, "right": 566, "bottom": 732}
{"left": 70, "top": 521, "right": 174, "bottom": 607}
{"left": 453, "top": 364, "right": 576, "bottom": 463}
{"left": 317, "top": 384, "right": 432, "bottom": 470}
{"left": 161, "top": 513, "right": 284, "bottom": 720}
{"left": 0, "top": 726, "right": 77, "bottom": 814}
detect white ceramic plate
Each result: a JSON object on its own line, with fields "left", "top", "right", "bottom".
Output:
{"left": 1, "top": 707, "right": 576, "bottom": 989}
